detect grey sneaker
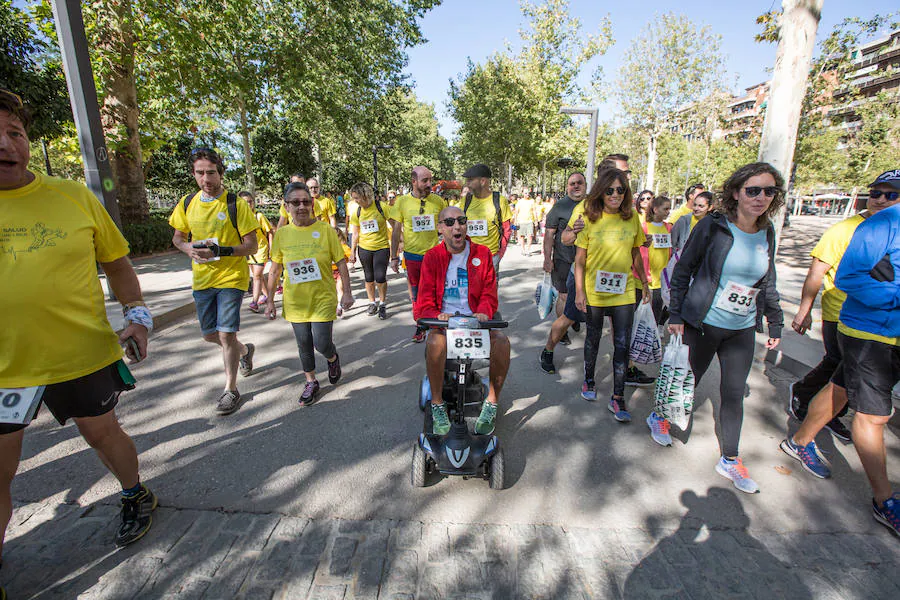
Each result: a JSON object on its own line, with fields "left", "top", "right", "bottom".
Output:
{"left": 239, "top": 343, "right": 255, "bottom": 377}
{"left": 431, "top": 403, "right": 451, "bottom": 435}
{"left": 216, "top": 390, "right": 243, "bottom": 415}
{"left": 716, "top": 456, "right": 759, "bottom": 494}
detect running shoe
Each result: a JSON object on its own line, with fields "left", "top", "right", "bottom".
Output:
{"left": 327, "top": 353, "right": 341, "bottom": 385}
{"left": 716, "top": 457, "right": 760, "bottom": 494}
{"left": 413, "top": 327, "right": 427, "bottom": 343}
{"left": 366, "top": 303, "right": 378, "bottom": 316}
{"left": 787, "top": 382, "right": 806, "bottom": 421}
{"left": 239, "top": 343, "right": 255, "bottom": 377}
{"left": 216, "top": 390, "right": 243, "bottom": 415}
{"left": 647, "top": 411, "right": 672, "bottom": 446}
{"left": 625, "top": 366, "right": 655, "bottom": 387}
{"left": 581, "top": 381, "right": 597, "bottom": 401}
{"left": 608, "top": 397, "right": 632, "bottom": 423}
{"left": 825, "top": 418, "right": 852, "bottom": 443}
{"left": 560, "top": 332, "right": 572, "bottom": 346}
{"left": 258, "top": 295, "right": 268, "bottom": 305}
{"left": 475, "top": 401, "right": 498, "bottom": 435}
{"left": 572, "top": 322, "right": 581, "bottom": 333}
{"left": 540, "top": 349, "right": 555, "bottom": 374}
{"left": 378, "top": 304, "right": 387, "bottom": 320}
{"left": 431, "top": 403, "right": 451, "bottom": 435}
{"left": 248, "top": 302, "right": 260, "bottom": 313}
{"left": 780, "top": 437, "right": 831, "bottom": 479}
{"left": 115, "top": 485, "right": 157, "bottom": 546}
{"left": 873, "top": 494, "right": 900, "bottom": 537}
{"left": 299, "top": 380, "right": 320, "bottom": 407}
{"left": 276, "top": 285, "right": 283, "bottom": 295}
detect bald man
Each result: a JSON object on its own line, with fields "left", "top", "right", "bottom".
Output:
{"left": 389, "top": 166, "right": 448, "bottom": 343}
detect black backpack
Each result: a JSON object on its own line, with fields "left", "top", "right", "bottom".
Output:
{"left": 463, "top": 191, "right": 503, "bottom": 236}
{"left": 182, "top": 191, "right": 241, "bottom": 241}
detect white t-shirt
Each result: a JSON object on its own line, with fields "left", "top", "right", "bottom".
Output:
{"left": 441, "top": 243, "right": 471, "bottom": 316}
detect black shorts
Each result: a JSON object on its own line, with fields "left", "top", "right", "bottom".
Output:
{"left": 0, "top": 360, "right": 133, "bottom": 435}
{"left": 551, "top": 259, "right": 572, "bottom": 293}
{"left": 838, "top": 332, "right": 900, "bottom": 417}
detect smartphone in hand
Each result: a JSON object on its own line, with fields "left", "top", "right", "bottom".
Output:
{"left": 123, "top": 336, "right": 145, "bottom": 363}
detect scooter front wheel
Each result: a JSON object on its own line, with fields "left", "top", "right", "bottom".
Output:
{"left": 489, "top": 448, "right": 505, "bottom": 490}
{"left": 411, "top": 443, "right": 427, "bottom": 487}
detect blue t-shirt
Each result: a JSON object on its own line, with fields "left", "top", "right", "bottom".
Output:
{"left": 703, "top": 221, "right": 769, "bottom": 330}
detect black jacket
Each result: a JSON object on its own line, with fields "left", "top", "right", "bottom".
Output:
{"left": 668, "top": 212, "right": 784, "bottom": 338}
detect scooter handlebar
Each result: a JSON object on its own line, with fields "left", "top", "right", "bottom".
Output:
{"left": 416, "top": 317, "right": 509, "bottom": 330}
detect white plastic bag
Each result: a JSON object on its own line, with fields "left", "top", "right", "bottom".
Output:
{"left": 660, "top": 249, "right": 680, "bottom": 308}
{"left": 629, "top": 302, "right": 662, "bottom": 364}
{"left": 652, "top": 333, "right": 694, "bottom": 430}
{"left": 535, "top": 272, "right": 559, "bottom": 320}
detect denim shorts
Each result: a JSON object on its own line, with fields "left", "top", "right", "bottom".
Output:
{"left": 193, "top": 287, "right": 244, "bottom": 335}
{"left": 563, "top": 267, "right": 586, "bottom": 323}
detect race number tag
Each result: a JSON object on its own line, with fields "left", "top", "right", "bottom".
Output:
{"left": 286, "top": 258, "right": 322, "bottom": 284}
{"left": 194, "top": 237, "right": 221, "bottom": 263}
{"left": 715, "top": 281, "right": 760, "bottom": 316}
{"left": 0, "top": 386, "right": 45, "bottom": 425}
{"left": 446, "top": 329, "right": 490, "bottom": 359}
{"left": 467, "top": 219, "right": 488, "bottom": 237}
{"left": 412, "top": 214, "right": 435, "bottom": 232}
{"left": 652, "top": 233, "right": 671, "bottom": 249}
{"left": 360, "top": 219, "right": 379, "bottom": 234}
{"left": 594, "top": 271, "right": 627, "bottom": 294}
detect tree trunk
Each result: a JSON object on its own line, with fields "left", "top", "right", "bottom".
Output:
{"left": 238, "top": 97, "right": 255, "bottom": 192}
{"left": 645, "top": 134, "right": 658, "bottom": 192}
{"left": 96, "top": 0, "right": 149, "bottom": 225}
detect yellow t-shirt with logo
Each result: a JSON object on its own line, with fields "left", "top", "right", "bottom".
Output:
{"left": 515, "top": 198, "right": 536, "bottom": 226}
{"left": 388, "top": 193, "right": 446, "bottom": 256}
{"left": 575, "top": 212, "right": 645, "bottom": 307}
{"left": 249, "top": 212, "right": 273, "bottom": 264}
{"left": 0, "top": 174, "right": 130, "bottom": 386}
{"left": 645, "top": 221, "right": 672, "bottom": 290}
{"left": 168, "top": 191, "right": 259, "bottom": 291}
{"left": 811, "top": 214, "right": 866, "bottom": 323}
{"left": 272, "top": 220, "right": 345, "bottom": 323}
{"left": 667, "top": 203, "right": 691, "bottom": 224}
{"left": 315, "top": 195, "right": 336, "bottom": 223}
{"left": 349, "top": 201, "right": 390, "bottom": 251}
{"left": 461, "top": 194, "right": 513, "bottom": 254}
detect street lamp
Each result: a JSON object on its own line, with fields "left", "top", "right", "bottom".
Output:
{"left": 559, "top": 106, "right": 599, "bottom": 189}
{"left": 372, "top": 144, "right": 393, "bottom": 198}
{"left": 556, "top": 157, "right": 576, "bottom": 185}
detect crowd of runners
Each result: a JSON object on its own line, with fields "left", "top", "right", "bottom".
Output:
{"left": 1, "top": 90, "right": 899, "bottom": 597}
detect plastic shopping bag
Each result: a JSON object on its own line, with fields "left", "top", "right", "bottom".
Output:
{"left": 660, "top": 249, "right": 680, "bottom": 308}
{"left": 629, "top": 302, "right": 662, "bottom": 364}
{"left": 652, "top": 333, "right": 694, "bottom": 430}
{"left": 535, "top": 272, "right": 559, "bottom": 320}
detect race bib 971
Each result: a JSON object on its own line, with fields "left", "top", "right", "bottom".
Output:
{"left": 467, "top": 219, "right": 488, "bottom": 237}
{"left": 715, "top": 281, "right": 759, "bottom": 316}
{"left": 286, "top": 258, "right": 322, "bottom": 284}
{"left": 594, "top": 271, "right": 627, "bottom": 294}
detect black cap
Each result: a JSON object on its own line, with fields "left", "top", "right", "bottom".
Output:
{"left": 463, "top": 163, "right": 492, "bottom": 179}
{"left": 869, "top": 169, "right": 900, "bottom": 190}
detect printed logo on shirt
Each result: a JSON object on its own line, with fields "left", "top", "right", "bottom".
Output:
{"left": 217, "top": 212, "right": 227, "bottom": 221}
{"left": 444, "top": 267, "right": 469, "bottom": 301}
{"left": 1, "top": 223, "right": 68, "bottom": 261}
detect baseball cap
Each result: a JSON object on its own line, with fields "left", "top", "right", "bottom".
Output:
{"left": 869, "top": 169, "right": 900, "bottom": 190}
{"left": 462, "top": 163, "right": 492, "bottom": 179}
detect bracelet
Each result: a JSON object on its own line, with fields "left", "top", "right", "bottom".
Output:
{"left": 390, "top": 257, "right": 399, "bottom": 261}
{"left": 122, "top": 301, "right": 147, "bottom": 310}
{"left": 124, "top": 305, "right": 154, "bottom": 333}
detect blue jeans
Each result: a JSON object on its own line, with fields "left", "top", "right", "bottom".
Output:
{"left": 193, "top": 287, "right": 243, "bottom": 335}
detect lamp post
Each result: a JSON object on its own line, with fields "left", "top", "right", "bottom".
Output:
{"left": 560, "top": 106, "right": 599, "bottom": 189}
{"left": 372, "top": 144, "right": 393, "bottom": 197}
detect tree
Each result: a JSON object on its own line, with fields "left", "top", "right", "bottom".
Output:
{"left": 617, "top": 13, "right": 725, "bottom": 191}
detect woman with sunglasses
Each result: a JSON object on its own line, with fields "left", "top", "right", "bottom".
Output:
{"left": 348, "top": 182, "right": 391, "bottom": 319}
{"left": 266, "top": 183, "right": 354, "bottom": 406}
{"left": 574, "top": 169, "right": 651, "bottom": 421}
{"left": 636, "top": 190, "right": 654, "bottom": 223}
{"left": 667, "top": 162, "right": 784, "bottom": 493}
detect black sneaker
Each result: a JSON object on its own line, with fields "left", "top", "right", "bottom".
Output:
{"left": 366, "top": 303, "right": 378, "bottom": 316}
{"left": 787, "top": 382, "right": 807, "bottom": 421}
{"left": 825, "top": 418, "right": 852, "bottom": 443}
{"left": 216, "top": 390, "right": 243, "bottom": 415}
{"left": 239, "top": 343, "right": 255, "bottom": 377}
{"left": 625, "top": 366, "right": 655, "bottom": 387}
{"left": 378, "top": 304, "right": 387, "bottom": 320}
{"left": 328, "top": 353, "right": 342, "bottom": 385}
{"left": 572, "top": 322, "right": 581, "bottom": 333}
{"left": 115, "top": 485, "right": 157, "bottom": 546}
{"left": 559, "top": 332, "right": 572, "bottom": 346}
{"left": 540, "top": 350, "right": 555, "bottom": 374}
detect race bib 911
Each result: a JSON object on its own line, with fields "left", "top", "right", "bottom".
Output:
{"left": 594, "top": 271, "right": 627, "bottom": 294}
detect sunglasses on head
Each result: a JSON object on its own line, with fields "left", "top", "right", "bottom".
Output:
{"left": 441, "top": 216, "right": 468, "bottom": 226}
{"left": 605, "top": 187, "right": 626, "bottom": 196}
{"left": 284, "top": 199, "right": 313, "bottom": 207}
{"left": 743, "top": 186, "right": 780, "bottom": 198}
{"left": 870, "top": 190, "right": 899, "bottom": 200}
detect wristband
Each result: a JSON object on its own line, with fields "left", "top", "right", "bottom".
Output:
{"left": 217, "top": 245, "right": 234, "bottom": 257}
{"left": 123, "top": 305, "right": 154, "bottom": 333}
{"left": 390, "top": 257, "right": 399, "bottom": 261}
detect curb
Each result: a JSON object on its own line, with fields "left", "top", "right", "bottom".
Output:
{"left": 764, "top": 348, "right": 813, "bottom": 379}
{"left": 153, "top": 301, "right": 196, "bottom": 332}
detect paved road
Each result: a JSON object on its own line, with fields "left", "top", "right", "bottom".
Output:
{"left": 5, "top": 231, "right": 900, "bottom": 598}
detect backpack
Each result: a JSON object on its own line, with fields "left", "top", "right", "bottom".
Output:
{"left": 182, "top": 191, "right": 241, "bottom": 241}
{"left": 357, "top": 199, "right": 385, "bottom": 220}
{"left": 463, "top": 191, "right": 503, "bottom": 236}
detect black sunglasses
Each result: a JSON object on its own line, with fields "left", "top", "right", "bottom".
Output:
{"left": 419, "top": 199, "right": 426, "bottom": 215}
{"left": 441, "top": 216, "right": 468, "bottom": 226}
{"left": 870, "top": 190, "right": 900, "bottom": 200}
{"left": 605, "top": 187, "right": 626, "bottom": 196}
{"left": 743, "top": 186, "right": 780, "bottom": 198}
{"left": 284, "top": 199, "right": 313, "bottom": 207}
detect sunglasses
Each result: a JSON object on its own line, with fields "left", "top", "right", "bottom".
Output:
{"left": 419, "top": 199, "right": 426, "bottom": 215}
{"left": 441, "top": 216, "right": 468, "bottom": 226}
{"left": 284, "top": 199, "right": 313, "bottom": 207}
{"left": 605, "top": 187, "right": 626, "bottom": 196}
{"left": 869, "top": 190, "right": 899, "bottom": 200}
{"left": 743, "top": 186, "right": 780, "bottom": 198}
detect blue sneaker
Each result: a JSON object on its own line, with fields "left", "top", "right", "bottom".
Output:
{"left": 873, "top": 494, "right": 900, "bottom": 537}
{"left": 647, "top": 411, "right": 672, "bottom": 446}
{"left": 581, "top": 381, "right": 597, "bottom": 402}
{"left": 780, "top": 437, "right": 831, "bottom": 479}
{"left": 716, "top": 456, "right": 759, "bottom": 494}
{"left": 608, "top": 397, "right": 631, "bottom": 423}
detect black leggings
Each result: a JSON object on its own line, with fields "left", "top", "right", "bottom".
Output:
{"left": 291, "top": 321, "right": 336, "bottom": 373}
{"left": 684, "top": 323, "right": 756, "bottom": 458}
{"left": 358, "top": 247, "right": 389, "bottom": 283}
{"left": 585, "top": 303, "right": 634, "bottom": 398}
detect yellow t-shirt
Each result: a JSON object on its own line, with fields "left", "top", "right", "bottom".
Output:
{"left": 249, "top": 211, "right": 273, "bottom": 264}
{"left": 0, "top": 173, "right": 130, "bottom": 386}
{"left": 667, "top": 203, "right": 691, "bottom": 224}
{"left": 575, "top": 212, "right": 645, "bottom": 307}
{"left": 645, "top": 221, "right": 672, "bottom": 290}
{"left": 838, "top": 322, "right": 899, "bottom": 347}
{"left": 272, "top": 220, "right": 345, "bottom": 323}
{"left": 388, "top": 193, "right": 446, "bottom": 256}
{"left": 168, "top": 190, "right": 259, "bottom": 291}
{"left": 515, "top": 198, "right": 536, "bottom": 226}
{"left": 349, "top": 201, "right": 390, "bottom": 251}
{"left": 461, "top": 194, "right": 513, "bottom": 254}
{"left": 811, "top": 214, "right": 866, "bottom": 323}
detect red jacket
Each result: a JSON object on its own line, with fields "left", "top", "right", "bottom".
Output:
{"left": 414, "top": 239, "right": 498, "bottom": 320}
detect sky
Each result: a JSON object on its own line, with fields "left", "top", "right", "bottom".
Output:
{"left": 404, "top": 0, "right": 899, "bottom": 140}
